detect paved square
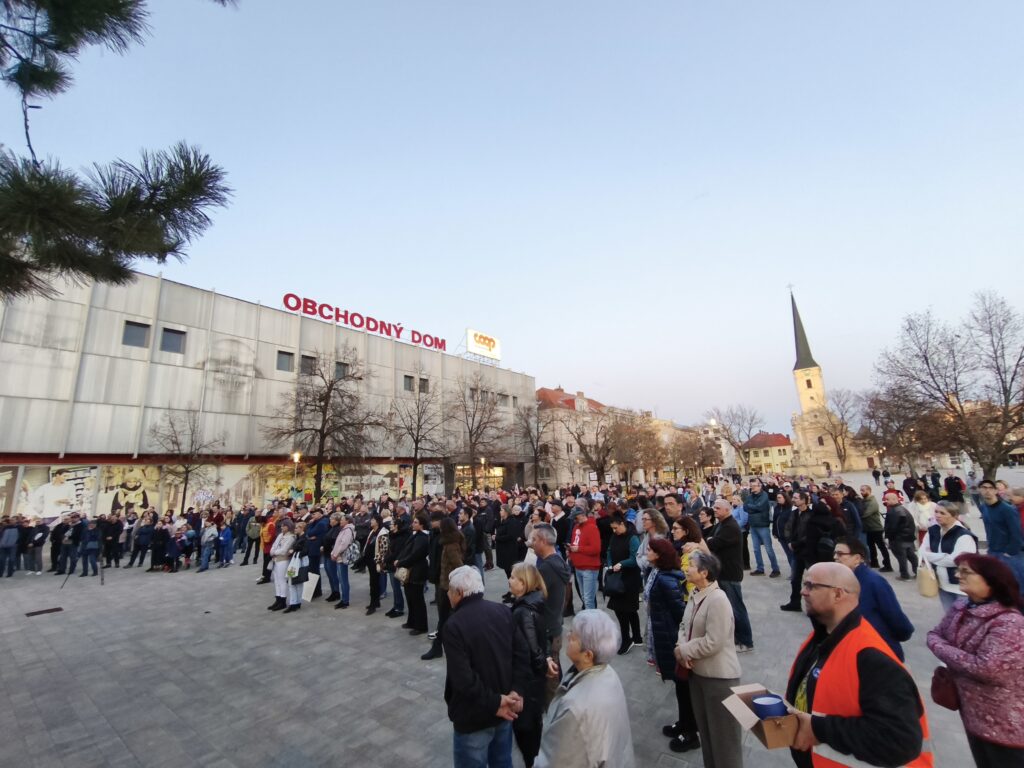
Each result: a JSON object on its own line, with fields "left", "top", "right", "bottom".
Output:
{"left": 0, "top": 541, "right": 971, "bottom": 768}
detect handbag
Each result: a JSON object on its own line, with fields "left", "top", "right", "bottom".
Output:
{"left": 395, "top": 566, "right": 410, "bottom": 585}
{"left": 602, "top": 568, "right": 626, "bottom": 597}
{"left": 931, "top": 665, "right": 960, "bottom": 710}
{"left": 917, "top": 563, "right": 939, "bottom": 597}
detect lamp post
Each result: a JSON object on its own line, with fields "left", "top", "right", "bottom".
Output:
{"left": 292, "top": 452, "right": 301, "bottom": 486}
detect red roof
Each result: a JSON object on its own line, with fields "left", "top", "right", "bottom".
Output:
{"left": 536, "top": 387, "right": 606, "bottom": 412}
{"left": 741, "top": 432, "right": 792, "bottom": 449}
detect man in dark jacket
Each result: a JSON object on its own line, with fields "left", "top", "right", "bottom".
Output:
{"left": 529, "top": 523, "right": 570, "bottom": 706}
{"left": 458, "top": 507, "right": 478, "bottom": 575}
{"left": 882, "top": 491, "right": 918, "bottom": 580}
{"left": 304, "top": 509, "right": 329, "bottom": 598}
{"left": 443, "top": 565, "right": 530, "bottom": 765}
{"left": 48, "top": 515, "right": 68, "bottom": 572}
{"left": 745, "top": 478, "right": 780, "bottom": 577}
{"left": 56, "top": 513, "right": 84, "bottom": 575}
{"left": 702, "top": 499, "right": 753, "bottom": 651}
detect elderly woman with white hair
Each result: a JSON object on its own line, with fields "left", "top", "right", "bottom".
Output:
{"left": 677, "top": 550, "right": 743, "bottom": 768}
{"left": 534, "top": 609, "right": 636, "bottom": 768}
{"left": 266, "top": 518, "right": 295, "bottom": 612}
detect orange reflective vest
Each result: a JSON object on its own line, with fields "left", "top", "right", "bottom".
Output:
{"left": 791, "top": 618, "right": 934, "bottom": 768}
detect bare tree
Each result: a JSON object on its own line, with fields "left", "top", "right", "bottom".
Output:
{"left": 447, "top": 372, "right": 505, "bottom": 489}
{"left": 148, "top": 408, "right": 226, "bottom": 514}
{"left": 812, "top": 388, "right": 861, "bottom": 472}
{"left": 388, "top": 376, "right": 445, "bottom": 498}
{"left": 666, "top": 430, "right": 699, "bottom": 481}
{"left": 876, "top": 292, "right": 1024, "bottom": 480}
{"left": 562, "top": 410, "right": 616, "bottom": 485}
{"left": 515, "top": 403, "right": 553, "bottom": 487}
{"left": 705, "top": 405, "right": 765, "bottom": 474}
{"left": 262, "top": 349, "right": 382, "bottom": 504}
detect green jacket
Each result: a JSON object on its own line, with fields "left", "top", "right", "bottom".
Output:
{"left": 860, "top": 495, "right": 884, "bottom": 533}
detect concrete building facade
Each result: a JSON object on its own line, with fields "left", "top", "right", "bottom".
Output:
{"left": 0, "top": 274, "right": 535, "bottom": 516}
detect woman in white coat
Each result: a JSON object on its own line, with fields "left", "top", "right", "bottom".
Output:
{"left": 267, "top": 518, "right": 295, "bottom": 612}
{"left": 918, "top": 501, "right": 978, "bottom": 612}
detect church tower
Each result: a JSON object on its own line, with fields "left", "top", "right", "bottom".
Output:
{"left": 791, "top": 293, "right": 825, "bottom": 415}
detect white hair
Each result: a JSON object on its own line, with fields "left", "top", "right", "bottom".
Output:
{"left": 448, "top": 565, "right": 484, "bottom": 597}
{"left": 571, "top": 609, "right": 620, "bottom": 665}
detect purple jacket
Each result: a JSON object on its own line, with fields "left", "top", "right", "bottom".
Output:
{"left": 927, "top": 599, "right": 1024, "bottom": 746}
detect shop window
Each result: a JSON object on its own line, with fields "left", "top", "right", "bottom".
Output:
{"left": 300, "top": 355, "right": 316, "bottom": 375}
{"left": 122, "top": 321, "right": 150, "bottom": 348}
{"left": 277, "top": 351, "right": 294, "bottom": 372}
{"left": 160, "top": 328, "right": 185, "bottom": 354}
{"left": 419, "top": 377, "right": 429, "bottom": 394}
{"left": 335, "top": 361, "right": 350, "bottom": 379}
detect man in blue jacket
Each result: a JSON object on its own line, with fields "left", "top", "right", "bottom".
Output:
{"left": 304, "top": 508, "right": 329, "bottom": 599}
{"left": 978, "top": 478, "right": 1024, "bottom": 595}
{"left": 744, "top": 479, "right": 781, "bottom": 577}
{"left": 832, "top": 537, "right": 913, "bottom": 660}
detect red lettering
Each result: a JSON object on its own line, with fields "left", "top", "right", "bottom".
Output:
{"left": 424, "top": 334, "right": 437, "bottom": 349}
{"left": 283, "top": 293, "right": 301, "bottom": 311}
{"left": 435, "top": 338, "right": 447, "bottom": 352}
{"left": 365, "top": 317, "right": 379, "bottom": 333}
{"left": 334, "top": 307, "right": 349, "bottom": 325}
{"left": 318, "top": 303, "right": 333, "bottom": 321}
{"left": 378, "top": 321, "right": 392, "bottom": 337}
{"left": 411, "top": 330, "right": 422, "bottom": 345}
{"left": 350, "top": 312, "right": 365, "bottom": 329}
{"left": 301, "top": 298, "right": 318, "bottom": 316}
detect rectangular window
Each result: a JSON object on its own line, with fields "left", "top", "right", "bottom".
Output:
{"left": 419, "top": 377, "right": 429, "bottom": 394}
{"left": 497, "top": 394, "right": 509, "bottom": 407}
{"left": 122, "top": 321, "right": 150, "bottom": 348}
{"left": 404, "top": 375, "right": 415, "bottom": 392}
{"left": 805, "top": 379, "right": 812, "bottom": 389}
{"left": 335, "top": 361, "right": 350, "bottom": 379}
{"left": 566, "top": 443, "right": 573, "bottom": 454}
{"left": 512, "top": 396, "right": 519, "bottom": 408}
{"left": 159, "top": 328, "right": 185, "bottom": 354}
{"left": 300, "top": 355, "right": 316, "bottom": 375}
{"left": 276, "top": 351, "right": 294, "bottom": 372}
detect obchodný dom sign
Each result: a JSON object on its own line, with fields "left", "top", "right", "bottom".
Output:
{"left": 282, "top": 293, "right": 447, "bottom": 351}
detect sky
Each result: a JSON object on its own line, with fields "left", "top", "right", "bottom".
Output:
{"left": 6, "top": 1, "right": 1023, "bottom": 434}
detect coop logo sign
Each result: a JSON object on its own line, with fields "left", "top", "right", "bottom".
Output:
{"left": 467, "top": 328, "right": 501, "bottom": 361}
{"left": 282, "top": 293, "right": 447, "bottom": 351}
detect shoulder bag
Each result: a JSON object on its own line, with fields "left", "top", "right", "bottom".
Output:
{"left": 931, "top": 665, "right": 959, "bottom": 710}
{"left": 917, "top": 563, "right": 939, "bottom": 597}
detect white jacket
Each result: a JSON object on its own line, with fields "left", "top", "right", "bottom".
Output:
{"left": 918, "top": 522, "right": 977, "bottom": 594}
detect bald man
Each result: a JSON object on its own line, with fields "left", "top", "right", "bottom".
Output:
{"left": 785, "top": 562, "right": 932, "bottom": 768}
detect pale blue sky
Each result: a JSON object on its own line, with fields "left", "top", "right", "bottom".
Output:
{"left": 7, "top": 1, "right": 1023, "bottom": 433}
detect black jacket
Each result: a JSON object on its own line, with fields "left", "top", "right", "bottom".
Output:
{"left": 385, "top": 517, "right": 412, "bottom": 571}
{"left": 443, "top": 594, "right": 531, "bottom": 734}
{"left": 461, "top": 522, "right": 477, "bottom": 564}
{"left": 511, "top": 591, "right": 548, "bottom": 713}
{"left": 706, "top": 515, "right": 744, "bottom": 582}
{"left": 786, "top": 610, "right": 924, "bottom": 768}
{"left": 536, "top": 552, "right": 570, "bottom": 640}
{"left": 395, "top": 530, "right": 429, "bottom": 584}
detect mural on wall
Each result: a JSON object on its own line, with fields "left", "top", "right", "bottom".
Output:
{"left": 97, "top": 466, "right": 161, "bottom": 517}
{"left": 18, "top": 465, "right": 98, "bottom": 521}
{"left": 337, "top": 464, "right": 400, "bottom": 498}
{"left": 0, "top": 466, "right": 18, "bottom": 517}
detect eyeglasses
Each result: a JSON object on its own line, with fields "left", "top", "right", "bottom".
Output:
{"left": 833, "top": 551, "right": 852, "bottom": 559}
{"left": 802, "top": 581, "right": 848, "bottom": 592}
{"left": 955, "top": 568, "right": 976, "bottom": 578}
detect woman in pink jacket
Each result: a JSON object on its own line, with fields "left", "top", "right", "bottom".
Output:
{"left": 927, "top": 553, "right": 1024, "bottom": 768}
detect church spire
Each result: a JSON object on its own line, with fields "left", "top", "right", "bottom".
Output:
{"left": 791, "top": 293, "right": 819, "bottom": 371}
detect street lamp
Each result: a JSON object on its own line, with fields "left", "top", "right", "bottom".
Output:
{"left": 292, "top": 452, "right": 301, "bottom": 484}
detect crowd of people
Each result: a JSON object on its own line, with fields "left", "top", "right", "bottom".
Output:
{"left": 2, "top": 472, "right": 1023, "bottom": 767}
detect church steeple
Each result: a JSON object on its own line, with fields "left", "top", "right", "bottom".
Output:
{"left": 791, "top": 293, "right": 819, "bottom": 371}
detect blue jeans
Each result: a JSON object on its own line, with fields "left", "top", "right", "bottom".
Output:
{"left": 720, "top": 580, "right": 753, "bottom": 647}
{"left": 337, "top": 563, "right": 350, "bottom": 603}
{"left": 80, "top": 550, "right": 98, "bottom": 575}
{"left": 323, "top": 557, "right": 340, "bottom": 594}
{"left": 389, "top": 573, "right": 405, "bottom": 611}
{"left": 380, "top": 571, "right": 388, "bottom": 598}
{"left": 452, "top": 721, "right": 513, "bottom": 768}
{"left": 474, "top": 553, "right": 486, "bottom": 584}
{"left": 576, "top": 568, "right": 599, "bottom": 610}
{"left": 199, "top": 543, "right": 214, "bottom": 571}
{"left": 750, "top": 526, "right": 779, "bottom": 572}
{"left": 0, "top": 546, "right": 14, "bottom": 576}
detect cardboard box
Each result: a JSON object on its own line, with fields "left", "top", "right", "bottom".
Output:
{"left": 722, "top": 683, "right": 799, "bottom": 749}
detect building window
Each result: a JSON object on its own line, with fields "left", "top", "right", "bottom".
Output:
{"left": 159, "top": 328, "right": 185, "bottom": 354}
{"left": 566, "top": 443, "right": 573, "bottom": 454}
{"left": 404, "top": 375, "right": 415, "bottom": 392}
{"left": 805, "top": 379, "right": 812, "bottom": 389}
{"left": 752, "top": 450, "right": 760, "bottom": 457}
{"left": 817, "top": 436, "right": 825, "bottom": 447}
{"left": 300, "top": 355, "right": 316, "bottom": 375}
{"left": 497, "top": 394, "right": 509, "bottom": 407}
{"left": 419, "top": 377, "right": 429, "bottom": 394}
{"left": 122, "top": 321, "right": 150, "bottom": 348}
{"left": 335, "top": 361, "right": 350, "bottom": 379}
{"left": 779, "top": 448, "right": 787, "bottom": 456}
{"left": 277, "top": 351, "right": 294, "bottom": 372}
{"left": 513, "top": 396, "right": 519, "bottom": 408}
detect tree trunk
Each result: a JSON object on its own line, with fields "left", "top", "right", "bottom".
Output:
{"left": 982, "top": 462, "right": 1000, "bottom": 482}
{"left": 411, "top": 454, "right": 420, "bottom": 499}
{"left": 179, "top": 470, "right": 190, "bottom": 515}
